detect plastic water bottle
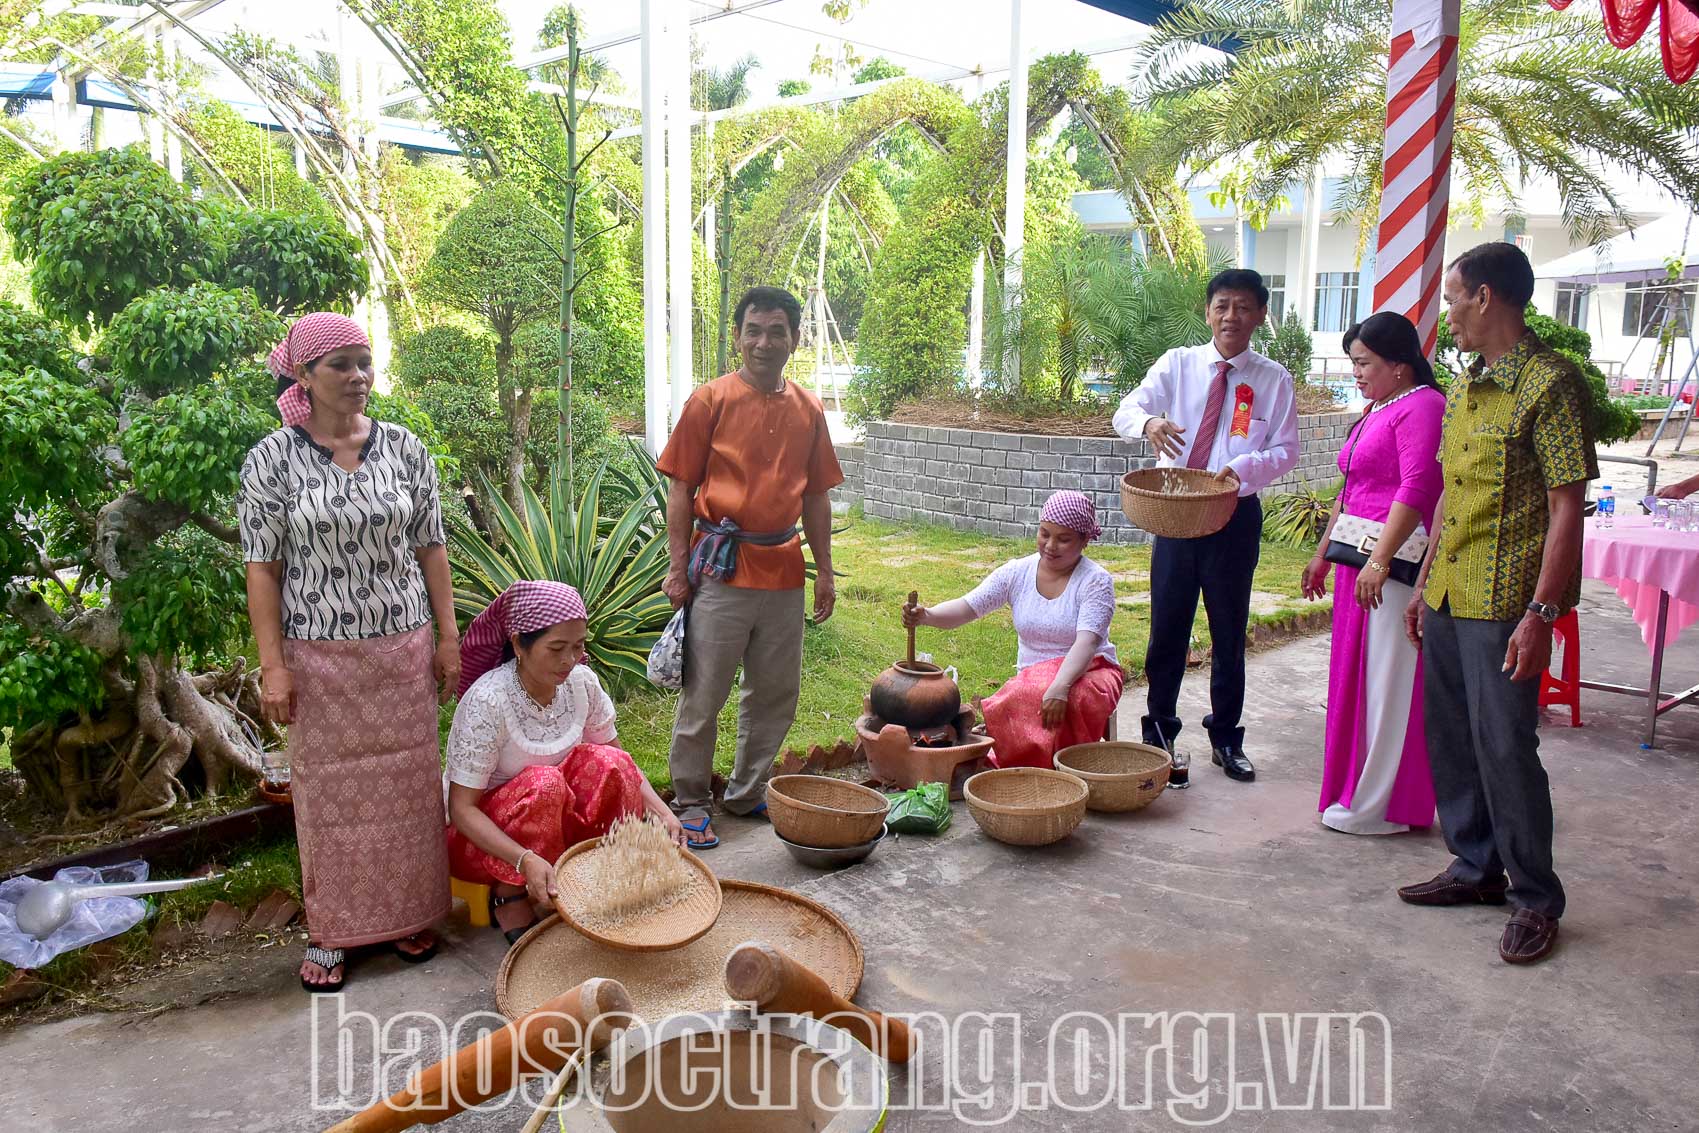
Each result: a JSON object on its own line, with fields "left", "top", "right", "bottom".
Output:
{"left": 1597, "top": 485, "right": 1615, "bottom": 528}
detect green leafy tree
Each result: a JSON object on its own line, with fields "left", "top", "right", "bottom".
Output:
{"left": 4, "top": 145, "right": 216, "bottom": 329}
{"left": 0, "top": 149, "right": 368, "bottom": 823}
{"left": 218, "top": 208, "right": 368, "bottom": 314}
{"left": 424, "top": 182, "right": 559, "bottom": 508}
{"left": 1132, "top": 0, "right": 1699, "bottom": 245}
{"left": 1435, "top": 306, "right": 1640, "bottom": 445}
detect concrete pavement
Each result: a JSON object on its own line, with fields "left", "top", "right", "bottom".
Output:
{"left": 2, "top": 580, "right": 1695, "bottom": 1131}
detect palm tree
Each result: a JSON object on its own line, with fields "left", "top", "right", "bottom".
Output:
{"left": 1129, "top": 0, "right": 1699, "bottom": 244}
{"left": 986, "top": 235, "right": 1229, "bottom": 401}
{"left": 697, "top": 54, "right": 760, "bottom": 113}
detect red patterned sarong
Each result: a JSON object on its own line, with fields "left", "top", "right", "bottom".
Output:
{"left": 982, "top": 655, "right": 1126, "bottom": 770}
{"left": 446, "top": 743, "right": 646, "bottom": 886}
{"left": 285, "top": 625, "right": 451, "bottom": 949}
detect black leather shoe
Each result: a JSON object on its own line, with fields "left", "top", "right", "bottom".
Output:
{"left": 1211, "top": 745, "right": 1256, "bottom": 782}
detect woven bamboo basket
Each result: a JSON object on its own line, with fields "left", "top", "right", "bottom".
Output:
{"left": 766, "top": 774, "right": 891, "bottom": 849}
{"left": 498, "top": 880, "right": 863, "bottom": 1022}
{"left": 1054, "top": 741, "right": 1172, "bottom": 813}
{"left": 551, "top": 838, "right": 721, "bottom": 952}
{"left": 1120, "top": 467, "right": 1239, "bottom": 539}
{"left": 963, "top": 767, "right": 1089, "bottom": 847}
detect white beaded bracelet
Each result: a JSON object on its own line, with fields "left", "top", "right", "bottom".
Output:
{"left": 515, "top": 849, "right": 535, "bottom": 873}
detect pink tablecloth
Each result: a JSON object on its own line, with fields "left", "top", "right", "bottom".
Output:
{"left": 1582, "top": 514, "right": 1699, "bottom": 654}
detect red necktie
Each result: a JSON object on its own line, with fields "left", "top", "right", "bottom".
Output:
{"left": 1186, "top": 360, "right": 1232, "bottom": 470}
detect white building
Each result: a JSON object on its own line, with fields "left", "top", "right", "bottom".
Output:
{"left": 1072, "top": 173, "right": 1694, "bottom": 383}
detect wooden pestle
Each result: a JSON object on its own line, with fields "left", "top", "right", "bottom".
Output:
{"left": 906, "top": 590, "right": 918, "bottom": 664}
{"left": 723, "top": 940, "right": 913, "bottom": 1063}
{"left": 322, "top": 977, "right": 633, "bottom": 1133}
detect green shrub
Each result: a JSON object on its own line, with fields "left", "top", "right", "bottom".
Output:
{"left": 124, "top": 385, "right": 274, "bottom": 512}
{"left": 104, "top": 284, "right": 284, "bottom": 396}
{"left": 218, "top": 207, "right": 368, "bottom": 315}
{"left": 449, "top": 456, "right": 672, "bottom": 691}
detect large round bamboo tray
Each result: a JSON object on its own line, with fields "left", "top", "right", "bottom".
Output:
{"left": 550, "top": 838, "right": 721, "bottom": 952}
{"left": 1120, "top": 467, "right": 1239, "bottom": 539}
{"left": 498, "top": 880, "right": 864, "bottom": 1022}
{"left": 963, "top": 767, "right": 1089, "bottom": 847}
{"left": 766, "top": 774, "right": 890, "bottom": 849}
{"left": 1054, "top": 741, "right": 1172, "bottom": 813}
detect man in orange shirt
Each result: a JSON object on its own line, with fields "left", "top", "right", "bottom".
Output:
{"left": 656, "top": 286, "right": 843, "bottom": 847}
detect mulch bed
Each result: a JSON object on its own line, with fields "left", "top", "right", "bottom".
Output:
{"left": 889, "top": 388, "right": 1345, "bottom": 437}
{"left": 889, "top": 401, "right": 1120, "bottom": 436}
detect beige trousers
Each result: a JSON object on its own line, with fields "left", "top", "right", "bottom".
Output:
{"left": 668, "top": 578, "right": 805, "bottom": 813}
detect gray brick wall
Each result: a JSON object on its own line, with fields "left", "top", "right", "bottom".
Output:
{"left": 831, "top": 443, "right": 864, "bottom": 512}
{"left": 851, "top": 413, "right": 1357, "bottom": 544}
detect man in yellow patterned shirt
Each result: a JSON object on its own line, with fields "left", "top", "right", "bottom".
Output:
{"left": 1399, "top": 242, "right": 1596, "bottom": 966}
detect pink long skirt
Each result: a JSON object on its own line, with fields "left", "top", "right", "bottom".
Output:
{"left": 446, "top": 743, "right": 647, "bottom": 887}
{"left": 284, "top": 625, "right": 451, "bottom": 949}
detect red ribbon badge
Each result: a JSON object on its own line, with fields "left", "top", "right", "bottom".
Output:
{"left": 1229, "top": 383, "right": 1254, "bottom": 438}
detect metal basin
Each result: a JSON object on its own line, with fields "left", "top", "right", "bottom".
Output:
{"left": 775, "top": 825, "right": 887, "bottom": 869}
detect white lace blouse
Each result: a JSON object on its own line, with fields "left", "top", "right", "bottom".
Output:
{"left": 445, "top": 661, "right": 617, "bottom": 793}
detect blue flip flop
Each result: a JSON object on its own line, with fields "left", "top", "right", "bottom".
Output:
{"left": 678, "top": 806, "right": 719, "bottom": 850}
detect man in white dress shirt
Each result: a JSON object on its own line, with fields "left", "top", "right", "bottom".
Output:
{"left": 1112, "top": 269, "right": 1299, "bottom": 785}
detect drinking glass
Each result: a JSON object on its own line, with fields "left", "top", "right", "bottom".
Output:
{"left": 1673, "top": 500, "right": 1693, "bottom": 534}
{"left": 260, "top": 749, "right": 291, "bottom": 787}
{"left": 1655, "top": 498, "right": 1675, "bottom": 529}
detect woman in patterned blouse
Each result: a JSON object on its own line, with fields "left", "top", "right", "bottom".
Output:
{"left": 240, "top": 313, "right": 456, "bottom": 992}
{"left": 445, "top": 581, "right": 684, "bottom": 944}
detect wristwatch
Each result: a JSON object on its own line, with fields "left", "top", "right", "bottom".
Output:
{"left": 1527, "top": 601, "right": 1561, "bottom": 625}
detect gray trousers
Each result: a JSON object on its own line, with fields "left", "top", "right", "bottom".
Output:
{"left": 1422, "top": 602, "right": 1565, "bottom": 918}
{"left": 668, "top": 578, "right": 805, "bottom": 813}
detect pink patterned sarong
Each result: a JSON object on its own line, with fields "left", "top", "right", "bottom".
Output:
{"left": 284, "top": 625, "right": 451, "bottom": 949}
{"left": 447, "top": 743, "right": 646, "bottom": 886}
{"left": 981, "top": 655, "right": 1126, "bottom": 770}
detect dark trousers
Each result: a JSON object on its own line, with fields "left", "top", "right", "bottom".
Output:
{"left": 1142, "top": 495, "right": 1262, "bottom": 751}
{"left": 1422, "top": 601, "right": 1565, "bottom": 918}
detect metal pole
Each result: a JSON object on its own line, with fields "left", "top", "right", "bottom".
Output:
{"left": 667, "top": 0, "right": 693, "bottom": 425}
{"left": 640, "top": 0, "right": 669, "bottom": 456}
{"left": 1002, "top": 0, "right": 1027, "bottom": 388}
{"left": 815, "top": 195, "right": 830, "bottom": 398}
{"left": 558, "top": 12, "right": 580, "bottom": 491}
{"left": 717, "top": 170, "right": 733, "bottom": 378}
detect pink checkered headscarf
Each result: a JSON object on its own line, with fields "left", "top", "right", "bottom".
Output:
{"left": 267, "top": 313, "right": 370, "bottom": 426}
{"left": 458, "top": 581, "right": 589, "bottom": 697}
{"left": 1040, "top": 490, "right": 1101, "bottom": 541}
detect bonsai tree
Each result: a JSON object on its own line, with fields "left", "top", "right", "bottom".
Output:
{"left": 422, "top": 182, "right": 559, "bottom": 509}
{"left": 0, "top": 145, "right": 369, "bottom": 822}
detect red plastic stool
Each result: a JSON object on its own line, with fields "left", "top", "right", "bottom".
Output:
{"left": 1538, "top": 610, "right": 1583, "bottom": 726}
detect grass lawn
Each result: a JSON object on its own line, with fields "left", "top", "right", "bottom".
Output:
{"left": 614, "top": 513, "right": 1321, "bottom": 787}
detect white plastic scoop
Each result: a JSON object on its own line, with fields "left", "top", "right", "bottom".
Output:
{"left": 14, "top": 874, "right": 224, "bottom": 939}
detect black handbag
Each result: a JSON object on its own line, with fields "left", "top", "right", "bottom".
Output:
{"left": 1323, "top": 410, "right": 1428, "bottom": 587}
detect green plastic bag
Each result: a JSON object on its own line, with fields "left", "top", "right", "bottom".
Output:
{"left": 885, "top": 782, "right": 952, "bottom": 835}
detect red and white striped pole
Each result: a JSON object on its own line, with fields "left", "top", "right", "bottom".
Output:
{"left": 1372, "top": 0, "right": 1462, "bottom": 357}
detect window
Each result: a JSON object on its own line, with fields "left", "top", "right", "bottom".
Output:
{"left": 1553, "top": 283, "right": 1591, "bottom": 329}
{"left": 1622, "top": 281, "right": 1696, "bottom": 337}
{"left": 1313, "top": 271, "right": 1360, "bottom": 333}
{"left": 1263, "top": 274, "right": 1288, "bottom": 325}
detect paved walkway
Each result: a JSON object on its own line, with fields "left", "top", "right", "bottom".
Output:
{"left": 3, "top": 581, "right": 1696, "bottom": 1131}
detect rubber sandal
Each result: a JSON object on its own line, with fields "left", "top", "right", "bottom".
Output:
{"left": 391, "top": 932, "right": 439, "bottom": 964}
{"left": 731, "top": 802, "right": 769, "bottom": 821}
{"left": 678, "top": 806, "right": 719, "bottom": 849}
{"left": 490, "top": 891, "right": 537, "bottom": 945}
{"left": 300, "top": 945, "right": 346, "bottom": 992}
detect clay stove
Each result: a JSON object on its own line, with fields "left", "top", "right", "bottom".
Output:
{"left": 855, "top": 707, "right": 995, "bottom": 799}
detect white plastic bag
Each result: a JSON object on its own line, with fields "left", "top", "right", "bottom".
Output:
{"left": 0, "top": 860, "right": 151, "bottom": 969}
{"left": 647, "top": 605, "right": 687, "bottom": 689}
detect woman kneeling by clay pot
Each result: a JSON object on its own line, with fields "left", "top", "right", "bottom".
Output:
{"left": 446, "top": 581, "right": 684, "bottom": 944}
{"left": 902, "top": 490, "right": 1125, "bottom": 771}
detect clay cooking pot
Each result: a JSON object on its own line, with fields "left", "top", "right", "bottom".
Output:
{"left": 868, "top": 660, "right": 961, "bottom": 731}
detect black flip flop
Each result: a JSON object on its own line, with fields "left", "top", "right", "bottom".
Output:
{"left": 391, "top": 932, "right": 439, "bottom": 964}
{"left": 490, "top": 891, "right": 537, "bottom": 945}
{"left": 300, "top": 945, "right": 346, "bottom": 992}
